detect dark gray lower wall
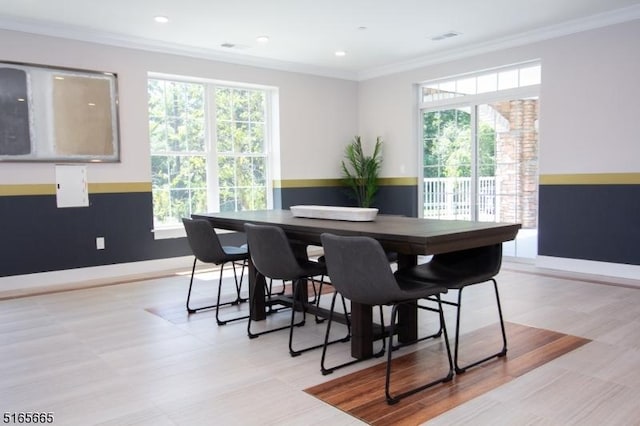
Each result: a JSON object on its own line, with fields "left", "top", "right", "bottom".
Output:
{"left": 6, "top": 183, "right": 636, "bottom": 277}
{"left": 539, "top": 184, "right": 640, "bottom": 265}
{"left": 1, "top": 185, "right": 418, "bottom": 277}
{"left": 278, "top": 184, "right": 418, "bottom": 217}
{"left": 0, "top": 192, "right": 191, "bottom": 276}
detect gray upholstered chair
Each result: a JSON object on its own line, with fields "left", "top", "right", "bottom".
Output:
{"left": 182, "top": 218, "right": 249, "bottom": 325}
{"left": 394, "top": 243, "right": 506, "bottom": 373}
{"left": 244, "top": 223, "right": 348, "bottom": 356}
{"left": 320, "top": 232, "right": 453, "bottom": 405}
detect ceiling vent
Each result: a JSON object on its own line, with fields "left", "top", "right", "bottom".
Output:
{"left": 430, "top": 31, "right": 461, "bottom": 41}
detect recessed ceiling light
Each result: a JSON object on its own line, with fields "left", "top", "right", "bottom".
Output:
{"left": 256, "top": 35, "right": 270, "bottom": 44}
{"left": 335, "top": 50, "right": 346, "bottom": 57}
{"left": 154, "top": 16, "right": 169, "bottom": 24}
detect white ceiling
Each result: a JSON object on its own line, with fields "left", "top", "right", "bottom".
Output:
{"left": 1, "top": 0, "right": 640, "bottom": 80}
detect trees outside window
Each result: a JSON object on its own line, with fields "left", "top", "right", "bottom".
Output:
{"left": 148, "top": 79, "right": 271, "bottom": 229}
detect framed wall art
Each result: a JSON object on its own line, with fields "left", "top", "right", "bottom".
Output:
{"left": 0, "top": 61, "right": 120, "bottom": 162}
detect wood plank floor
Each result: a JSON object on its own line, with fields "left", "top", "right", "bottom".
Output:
{"left": 2, "top": 265, "right": 640, "bottom": 425}
{"left": 305, "top": 322, "right": 590, "bottom": 425}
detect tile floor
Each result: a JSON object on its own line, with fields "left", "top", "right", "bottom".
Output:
{"left": 1, "top": 263, "right": 639, "bottom": 425}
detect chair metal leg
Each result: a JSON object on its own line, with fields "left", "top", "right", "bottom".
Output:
{"left": 391, "top": 302, "right": 443, "bottom": 351}
{"left": 186, "top": 257, "right": 198, "bottom": 313}
{"left": 385, "top": 296, "right": 453, "bottom": 405}
{"left": 248, "top": 274, "right": 300, "bottom": 339}
{"left": 453, "top": 279, "right": 508, "bottom": 374}
{"left": 320, "top": 294, "right": 384, "bottom": 375}
{"left": 289, "top": 277, "right": 350, "bottom": 357}
{"left": 187, "top": 258, "right": 249, "bottom": 316}
{"left": 313, "top": 277, "right": 326, "bottom": 324}
{"left": 232, "top": 259, "right": 248, "bottom": 302}
{"left": 216, "top": 260, "right": 250, "bottom": 326}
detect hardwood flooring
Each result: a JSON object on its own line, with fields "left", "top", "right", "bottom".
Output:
{"left": 1, "top": 264, "right": 640, "bottom": 425}
{"left": 305, "top": 322, "right": 590, "bottom": 425}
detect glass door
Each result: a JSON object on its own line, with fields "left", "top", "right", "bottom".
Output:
{"left": 422, "top": 98, "right": 539, "bottom": 258}
{"left": 423, "top": 106, "right": 473, "bottom": 220}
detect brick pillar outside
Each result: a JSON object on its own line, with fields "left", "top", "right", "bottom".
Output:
{"left": 493, "top": 99, "right": 538, "bottom": 229}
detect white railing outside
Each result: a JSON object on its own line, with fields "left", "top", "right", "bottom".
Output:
{"left": 424, "top": 177, "right": 496, "bottom": 221}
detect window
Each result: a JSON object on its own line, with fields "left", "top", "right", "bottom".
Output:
{"left": 421, "top": 63, "right": 540, "bottom": 102}
{"left": 419, "top": 62, "right": 540, "bottom": 259}
{"left": 148, "top": 77, "right": 273, "bottom": 232}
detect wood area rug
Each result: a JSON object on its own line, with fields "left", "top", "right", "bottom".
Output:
{"left": 304, "top": 322, "right": 590, "bottom": 425}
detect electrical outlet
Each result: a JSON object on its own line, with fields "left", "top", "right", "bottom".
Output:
{"left": 96, "top": 237, "right": 105, "bottom": 250}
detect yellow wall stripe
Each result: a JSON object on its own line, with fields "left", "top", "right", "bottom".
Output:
{"left": 89, "top": 182, "right": 152, "bottom": 193}
{"left": 0, "top": 182, "right": 152, "bottom": 197}
{"left": 0, "top": 184, "right": 56, "bottom": 196}
{"left": 275, "top": 177, "right": 418, "bottom": 188}
{"left": 540, "top": 173, "right": 640, "bottom": 185}
{"left": 275, "top": 179, "right": 342, "bottom": 188}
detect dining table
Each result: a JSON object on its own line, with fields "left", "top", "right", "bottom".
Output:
{"left": 192, "top": 209, "right": 521, "bottom": 360}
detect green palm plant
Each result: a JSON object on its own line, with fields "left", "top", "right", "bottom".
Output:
{"left": 341, "top": 136, "right": 383, "bottom": 208}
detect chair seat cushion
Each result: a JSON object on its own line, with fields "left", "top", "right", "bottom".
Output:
{"left": 393, "top": 278, "right": 448, "bottom": 300}
{"left": 395, "top": 244, "right": 502, "bottom": 289}
{"left": 222, "top": 245, "right": 249, "bottom": 261}
{"left": 297, "top": 259, "right": 327, "bottom": 278}
{"left": 395, "top": 261, "right": 496, "bottom": 289}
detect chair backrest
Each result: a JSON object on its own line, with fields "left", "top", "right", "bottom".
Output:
{"left": 182, "top": 218, "right": 228, "bottom": 265}
{"left": 320, "top": 233, "right": 402, "bottom": 306}
{"left": 244, "top": 223, "right": 306, "bottom": 280}
{"left": 430, "top": 243, "right": 502, "bottom": 285}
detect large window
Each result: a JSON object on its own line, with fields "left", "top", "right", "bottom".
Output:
{"left": 148, "top": 77, "right": 273, "bottom": 231}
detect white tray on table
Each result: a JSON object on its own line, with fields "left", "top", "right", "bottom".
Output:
{"left": 290, "top": 205, "right": 378, "bottom": 222}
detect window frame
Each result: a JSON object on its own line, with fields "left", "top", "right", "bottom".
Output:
{"left": 148, "top": 73, "right": 276, "bottom": 239}
{"left": 417, "top": 61, "right": 541, "bottom": 221}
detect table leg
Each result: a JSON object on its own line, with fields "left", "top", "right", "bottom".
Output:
{"left": 350, "top": 302, "right": 373, "bottom": 359}
{"left": 248, "top": 256, "right": 267, "bottom": 321}
{"left": 397, "top": 253, "right": 418, "bottom": 343}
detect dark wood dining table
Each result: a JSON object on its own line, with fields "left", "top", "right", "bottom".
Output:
{"left": 193, "top": 209, "right": 521, "bottom": 359}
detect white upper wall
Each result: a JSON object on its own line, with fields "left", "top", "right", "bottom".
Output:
{"left": 3, "top": 20, "right": 639, "bottom": 186}
{"left": 0, "top": 29, "right": 358, "bottom": 184}
{"left": 358, "top": 19, "right": 640, "bottom": 177}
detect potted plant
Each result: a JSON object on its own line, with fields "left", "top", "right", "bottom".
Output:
{"left": 341, "top": 136, "right": 383, "bottom": 208}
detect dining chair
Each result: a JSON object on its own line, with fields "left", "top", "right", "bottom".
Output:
{"left": 244, "top": 223, "right": 349, "bottom": 356}
{"left": 320, "top": 233, "right": 454, "bottom": 405}
{"left": 394, "top": 243, "right": 506, "bottom": 373}
{"left": 182, "top": 218, "right": 249, "bottom": 325}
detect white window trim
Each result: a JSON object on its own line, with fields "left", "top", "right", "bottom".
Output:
{"left": 148, "top": 73, "right": 278, "bottom": 239}
{"left": 417, "top": 62, "right": 541, "bottom": 219}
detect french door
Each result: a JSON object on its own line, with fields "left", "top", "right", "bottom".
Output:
{"left": 421, "top": 97, "right": 539, "bottom": 258}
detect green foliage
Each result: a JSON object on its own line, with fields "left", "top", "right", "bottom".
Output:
{"left": 148, "top": 80, "right": 269, "bottom": 226}
{"left": 341, "top": 136, "right": 383, "bottom": 208}
{"left": 423, "top": 109, "right": 496, "bottom": 179}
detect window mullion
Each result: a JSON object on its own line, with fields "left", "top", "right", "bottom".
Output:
{"left": 470, "top": 105, "right": 479, "bottom": 221}
{"left": 207, "top": 85, "right": 220, "bottom": 212}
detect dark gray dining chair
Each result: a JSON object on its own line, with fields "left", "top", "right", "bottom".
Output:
{"left": 244, "top": 223, "right": 348, "bottom": 356}
{"left": 320, "top": 232, "right": 454, "bottom": 405}
{"left": 395, "top": 243, "right": 506, "bottom": 373}
{"left": 182, "top": 218, "right": 249, "bottom": 325}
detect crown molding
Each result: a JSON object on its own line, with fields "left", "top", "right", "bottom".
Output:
{"left": 1, "top": 4, "right": 639, "bottom": 83}
{"left": 0, "top": 17, "right": 359, "bottom": 81}
{"left": 357, "top": 4, "right": 640, "bottom": 81}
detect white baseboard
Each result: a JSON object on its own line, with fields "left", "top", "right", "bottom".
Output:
{"left": 536, "top": 255, "right": 640, "bottom": 286}
{"left": 0, "top": 256, "right": 194, "bottom": 299}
